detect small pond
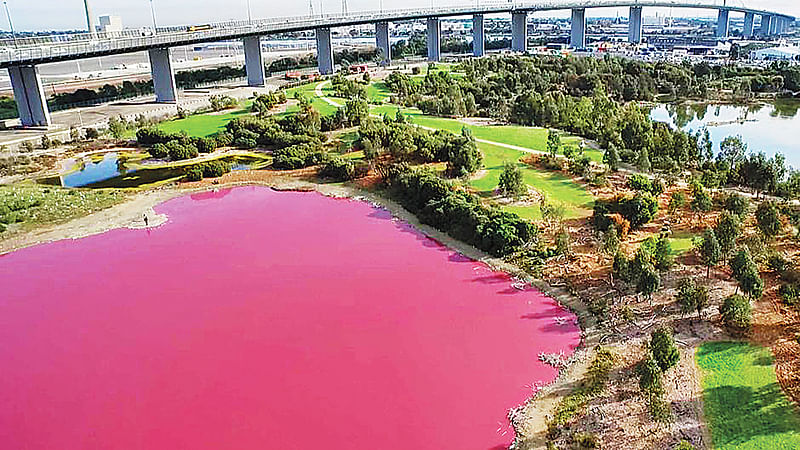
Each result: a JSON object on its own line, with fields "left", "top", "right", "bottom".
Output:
{"left": 47, "top": 153, "right": 268, "bottom": 188}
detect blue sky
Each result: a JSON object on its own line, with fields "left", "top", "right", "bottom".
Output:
{"left": 4, "top": 0, "right": 798, "bottom": 31}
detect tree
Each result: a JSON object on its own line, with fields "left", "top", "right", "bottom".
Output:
{"left": 668, "top": 191, "right": 686, "bottom": 215}
{"left": 720, "top": 294, "right": 752, "bottom": 332}
{"left": 654, "top": 234, "right": 673, "bottom": 271}
{"left": 604, "top": 144, "right": 620, "bottom": 171}
{"left": 601, "top": 226, "right": 620, "bottom": 257}
{"left": 555, "top": 227, "right": 571, "bottom": 256}
{"left": 724, "top": 194, "right": 749, "bottom": 219}
{"left": 637, "top": 263, "right": 661, "bottom": 303}
{"left": 718, "top": 135, "right": 747, "bottom": 165}
{"left": 637, "top": 147, "right": 652, "bottom": 173}
{"left": 676, "top": 277, "right": 709, "bottom": 319}
{"left": 498, "top": 161, "right": 526, "bottom": 197}
{"left": 691, "top": 187, "right": 713, "bottom": 215}
{"left": 739, "top": 264, "right": 764, "bottom": 299}
{"left": 755, "top": 201, "right": 782, "bottom": 240}
{"left": 547, "top": 129, "right": 561, "bottom": 157}
{"left": 715, "top": 211, "right": 741, "bottom": 260}
{"left": 699, "top": 228, "right": 721, "bottom": 278}
{"left": 650, "top": 326, "right": 680, "bottom": 371}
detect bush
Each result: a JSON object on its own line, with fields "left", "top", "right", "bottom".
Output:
{"left": 165, "top": 140, "right": 198, "bottom": 161}
{"left": 183, "top": 167, "right": 203, "bottom": 182}
{"left": 779, "top": 283, "right": 799, "bottom": 306}
{"left": 388, "top": 168, "right": 537, "bottom": 257}
{"left": 149, "top": 143, "right": 169, "bottom": 159}
{"left": 136, "top": 127, "right": 184, "bottom": 146}
{"left": 593, "top": 193, "right": 658, "bottom": 231}
{"left": 627, "top": 174, "right": 664, "bottom": 196}
{"left": 675, "top": 441, "right": 696, "bottom": 450}
{"left": 720, "top": 294, "right": 752, "bottom": 332}
{"left": 318, "top": 156, "right": 355, "bottom": 181}
{"left": 724, "top": 194, "right": 749, "bottom": 219}
{"left": 202, "top": 160, "right": 231, "bottom": 178}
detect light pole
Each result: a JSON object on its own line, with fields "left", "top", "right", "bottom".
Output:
{"left": 3, "top": 0, "right": 17, "bottom": 47}
{"left": 148, "top": 0, "right": 158, "bottom": 31}
{"left": 246, "top": 0, "right": 252, "bottom": 24}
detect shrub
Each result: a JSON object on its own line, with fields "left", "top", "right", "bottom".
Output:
{"left": 675, "top": 441, "right": 696, "bottom": 450}
{"left": 779, "top": 283, "right": 799, "bottom": 306}
{"left": 195, "top": 137, "right": 217, "bottom": 153}
{"left": 165, "top": 140, "right": 198, "bottom": 161}
{"left": 136, "top": 127, "right": 184, "bottom": 146}
{"left": 593, "top": 193, "right": 658, "bottom": 231}
{"left": 720, "top": 295, "right": 752, "bottom": 332}
{"left": 724, "top": 194, "right": 749, "bottom": 219}
{"left": 202, "top": 160, "right": 231, "bottom": 178}
{"left": 149, "top": 143, "right": 169, "bottom": 159}
{"left": 498, "top": 161, "right": 526, "bottom": 197}
{"left": 627, "top": 174, "right": 664, "bottom": 196}
{"left": 183, "top": 166, "right": 203, "bottom": 182}
{"left": 318, "top": 156, "right": 355, "bottom": 181}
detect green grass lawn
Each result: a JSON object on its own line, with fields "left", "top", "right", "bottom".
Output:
{"left": 670, "top": 232, "right": 696, "bottom": 255}
{"left": 470, "top": 142, "right": 593, "bottom": 220}
{"left": 158, "top": 106, "right": 252, "bottom": 137}
{"left": 371, "top": 106, "right": 600, "bottom": 162}
{"left": 696, "top": 341, "right": 800, "bottom": 450}
{"left": 0, "top": 184, "right": 125, "bottom": 235}
{"left": 367, "top": 81, "right": 392, "bottom": 103}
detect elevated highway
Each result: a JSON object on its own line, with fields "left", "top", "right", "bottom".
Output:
{"left": 4, "top": 0, "right": 795, "bottom": 126}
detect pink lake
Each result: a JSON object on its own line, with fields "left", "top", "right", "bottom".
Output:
{"left": 0, "top": 186, "right": 580, "bottom": 449}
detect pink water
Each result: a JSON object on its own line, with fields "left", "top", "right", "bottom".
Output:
{"left": 0, "top": 186, "right": 580, "bottom": 449}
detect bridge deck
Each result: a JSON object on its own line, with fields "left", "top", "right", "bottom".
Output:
{"left": 0, "top": 0, "right": 793, "bottom": 68}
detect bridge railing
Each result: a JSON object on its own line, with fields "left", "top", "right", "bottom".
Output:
{"left": 0, "top": 1, "right": 791, "bottom": 65}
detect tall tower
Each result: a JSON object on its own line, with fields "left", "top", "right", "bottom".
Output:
{"left": 83, "top": 0, "right": 96, "bottom": 34}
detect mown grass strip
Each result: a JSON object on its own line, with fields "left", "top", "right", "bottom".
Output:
{"left": 696, "top": 341, "right": 800, "bottom": 450}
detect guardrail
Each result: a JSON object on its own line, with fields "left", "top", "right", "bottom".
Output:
{"left": 0, "top": 1, "right": 792, "bottom": 66}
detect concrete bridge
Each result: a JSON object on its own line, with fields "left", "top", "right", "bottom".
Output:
{"left": 3, "top": 0, "right": 795, "bottom": 127}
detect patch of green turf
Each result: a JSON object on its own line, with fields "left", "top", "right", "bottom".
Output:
{"left": 670, "top": 232, "right": 696, "bottom": 255}
{"left": 367, "top": 81, "right": 392, "bottom": 103}
{"left": 158, "top": 105, "right": 252, "bottom": 137}
{"left": 696, "top": 341, "right": 800, "bottom": 450}
{"left": 470, "top": 142, "right": 593, "bottom": 220}
{"left": 0, "top": 184, "right": 124, "bottom": 236}
{"left": 371, "top": 106, "right": 600, "bottom": 162}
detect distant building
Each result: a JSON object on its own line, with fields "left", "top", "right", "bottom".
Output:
{"left": 99, "top": 15, "right": 123, "bottom": 33}
{"left": 750, "top": 46, "right": 800, "bottom": 61}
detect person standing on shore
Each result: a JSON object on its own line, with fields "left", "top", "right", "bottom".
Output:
{"left": 143, "top": 214, "right": 149, "bottom": 227}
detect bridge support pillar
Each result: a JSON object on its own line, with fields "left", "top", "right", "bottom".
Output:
{"left": 628, "top": 6, "right": 643, "bottom": 44}
{"left": 473, "top": 14, "right": 485, "bottom": 57}
{"left": 316, "top": 27, "right": 334, "bottom": 75}
{"left": 427, "top": 18, "right": 441, "bottom": 62}
{"left": 8, "top": 65, "right": 51, "bottom": 127}
{"left": 716, "top": 9, "right": 729, "bottom": 39}
{"left": 758, "top": 15, "right": 771, "bottom": 36}
{"left": 743, "top": 12, "right": 755, "bottom": 38}
{"left": 511, "top": 11, "right": 527, "bottom": 53}
{"left": 148, "top": 48, "right": 177, "bottom": 103}
{"left": 570, "top": 8, "right": 586, "bottom": 49}
{"left": 376, "top": 22, "right": 391, "bottom": 66}
{"left": 243, "top": 36, "right": 265, "bottom": 87}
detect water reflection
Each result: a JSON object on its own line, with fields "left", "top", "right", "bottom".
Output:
{"left": 650, "top": 100, "right": 800, "bottom": 167}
